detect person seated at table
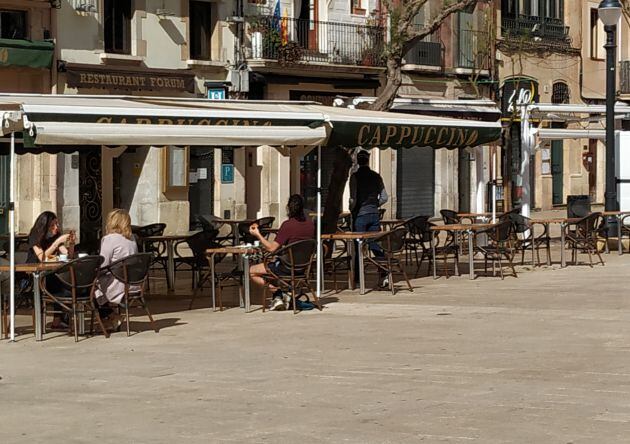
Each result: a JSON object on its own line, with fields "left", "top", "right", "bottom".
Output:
{"left": 27, "top": 211, "right": 75, "bottom": 329}
{"left": 96, "top": 209, "right": 138, "bottom": 330}
{"left": 249, "top": 194, "right": 314, "bottom": 311}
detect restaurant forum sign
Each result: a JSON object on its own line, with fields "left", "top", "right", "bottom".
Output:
{"left": 66, "top": 67, "right": 195, "bottom": 93}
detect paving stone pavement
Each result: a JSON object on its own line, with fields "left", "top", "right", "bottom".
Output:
{"left": 2, "top": 235, "right": 630, "bottom": 443}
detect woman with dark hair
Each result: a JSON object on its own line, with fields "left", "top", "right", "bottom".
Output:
{"left": 27, "top": 211, "right": 75, "bottom": 329}
{"left": 248, "top": 194, "right": 314, "bottom": 310}
{"left": 26, "top": 211, "right": 73, "bottom": 264}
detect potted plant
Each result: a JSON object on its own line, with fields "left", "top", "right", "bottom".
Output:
{"left": 248, "top": 16, "right": 271, "bottom": 59}
{"left": 277, "top": 41, "right": 304, "bottom": 65}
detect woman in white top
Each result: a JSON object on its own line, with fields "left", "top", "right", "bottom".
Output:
{"left": 96, "top": 209, "right": 138, "bottom": 324}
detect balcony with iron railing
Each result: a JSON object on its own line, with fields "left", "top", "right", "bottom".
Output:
{"left": 501, "top": 15, "right": 570, "bottom": 42}
{"left": 245, "top": 15, "right": 386, "bottom": 67}
{"left": 456, "top": 29, "right": 490, "bottom": 70}
{"left": 402, "top": 33, "right": 443, "bottom": 69}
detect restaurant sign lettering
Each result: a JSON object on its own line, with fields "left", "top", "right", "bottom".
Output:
{"left": 67, "top": 68, "right": 195, "bottom": 93}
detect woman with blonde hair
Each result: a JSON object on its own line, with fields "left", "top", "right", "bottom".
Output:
{"left": 96, "top": 209, "right": 138, "bottom": 326}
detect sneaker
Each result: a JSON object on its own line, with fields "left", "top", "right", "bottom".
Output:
{"left": 379, "top": 276, "right": 390, "bottom": 289}
{"left": 283, "top": 293, "right": 291, "bottom": 310}
{"left": 269, "top": 296, "right": 286, "bottom": 311}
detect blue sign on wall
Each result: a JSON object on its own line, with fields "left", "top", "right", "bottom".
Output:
{"left": 207, "top": 88, "right": 226, "bottom": 100}
{"left": 221, "top": 164, "right": 234, "bottom": 183}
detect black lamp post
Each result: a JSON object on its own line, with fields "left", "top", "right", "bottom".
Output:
{"left": 599, "top": 0, "right": 622, "bottom": 213}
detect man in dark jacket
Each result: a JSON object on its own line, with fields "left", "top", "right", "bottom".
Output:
{"left": 349, "top": 149, "right": 389, "bottom": 286}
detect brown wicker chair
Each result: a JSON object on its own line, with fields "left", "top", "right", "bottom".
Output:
{"left": 475, "top": 221, "right": 517, "bottom": 279}
{"left": 260, "top": 239, "right": 321, "bottom": 314}
{"left": 564, "top": 212, "right": 605, "bottom": 267}
{"left": 99, "top": 253, "right": 158, "bottom": 336}
{"left": 363, "top": 228, "right": 413, "bottom": 294}
{"left": 40, "top": 255, "right": 107, "bottom": 341}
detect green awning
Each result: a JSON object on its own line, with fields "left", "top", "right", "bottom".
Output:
{"left": 311, "top": 106, "right": 502, "bottom": 149}
{"left": 0, "top": 39, "right": 54, "bottom": 69}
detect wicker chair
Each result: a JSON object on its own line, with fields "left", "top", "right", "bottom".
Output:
{"left": 509, "top": 213, "right": 551, "bottom": 266}
{"left": 260, "top": 239, "right": 321, "bottom": 314}
{"left": 475, "top": 221, "right": 517, "bottom": 279}
{"left": 363, "top": 228, "right": 413, "bottom": 294}
{"left": 40, "top": 255, "right": 107, "bottom": 341}
{"left": 99, "top": 253, "right": 158, "bottom": 336}
{"left": 132, "top": 223, "right": 168, "bottom": 285}
{"left": 564, "top": 212, "right": 605, "bottom": 267}
{"left": 238, "top": 217, "right": 275, "bottom": 245}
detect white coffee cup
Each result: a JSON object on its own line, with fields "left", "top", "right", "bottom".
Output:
{"left": 58, "top": 254, "right": 68, "bottom": 262}
{"left": 254, "top": 240, "right": 260, "bottom": 247}
{"left": 78, "top": 253, "right": 88, "bottom": 258}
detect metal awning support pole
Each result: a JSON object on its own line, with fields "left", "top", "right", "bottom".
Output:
{"left": 316, "top": 144, "right": 322, "bottom": 300}
{"left": 520, "top": 104, "right": 532, "bottom": 219}
{"left": 9, "top": 131, "right": 15, "bottom": 341}
{"left": 492, "top": 146, "right": 497, "bottom": 223}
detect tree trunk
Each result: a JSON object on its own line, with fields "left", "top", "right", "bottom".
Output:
{"left": 321, "top": 146, "right": 353, "bottom": 234}
{"left": 369, "top": 55, "right": 403, "bottom": 112}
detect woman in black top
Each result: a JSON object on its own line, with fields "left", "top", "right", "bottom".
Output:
{"left": 27, "top": 211, "right": 74, "bottom": 329}
{"left": 26, "top": 211, "right": 72, "bottom": 264}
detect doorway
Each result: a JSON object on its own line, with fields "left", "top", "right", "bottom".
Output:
{"left": 551, "top": 139, "right": 563, "bottom": 205}
{"left": 458, "top": 149, "right": 471, "bottom": 213}
{"left": 397, "top": 147, "right": 435, "bottom": 218}
{"left": 189, "top": 148, "right": 215, "bottom": 227}
{"left": 295, "top": 0, "right": 318, "bottom": 50}
{"left": 79, "top": 151, "right": 103, "bottom": 253}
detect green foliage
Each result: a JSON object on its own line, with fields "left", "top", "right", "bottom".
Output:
{"left": 277, "top": 41, "right": 304, "bottom": 65}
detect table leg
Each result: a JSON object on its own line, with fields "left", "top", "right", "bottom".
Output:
{"left": 561, "top": 223, "right": 566, "bottom": 268}
{"left": 33, "top": 273, "right": 42, "bottom": 341}
{"left": 210, "top": 253, "right": 216, "bottom": 312}
{"left": 618, "top": 215, "right": 623, "bottom": 256}
{"left": 467, "top": 230, "right": 475, "bottom": 280}
{"left": 431, "top": 233, "right": 437, "bottom": 279}
{"left": 167, "top": 240, "right": 175, "bottom": 291}
{"left": 243, "top": 255, "right": 251, "bottom": 312}
{"left": 531, "top": 227, "right": 536, "bottom": 268}
{"left": 78, "top": 310, "right": 85, "bottom": 336}
{"left": 349, "top": 239, "right": 356, "bottom": 291}
{"left": 358, "top": 239, "right": 366, "bottom": 295}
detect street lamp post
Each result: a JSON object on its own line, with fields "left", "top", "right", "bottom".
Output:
{"left": 599, "top": 0, "right": 622, "bottom": 214}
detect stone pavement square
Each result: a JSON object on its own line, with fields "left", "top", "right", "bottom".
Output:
{"left": 2, "top": 238, "right": 630, "bottom": 443}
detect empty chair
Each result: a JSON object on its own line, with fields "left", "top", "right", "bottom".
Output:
{"left": 509, "top": 213, "right": 551, "bottom": 266}
{"left": 132, "top": 223, "right": 168, "bottom": 277}
{"left": 475, "top": 221, "right": 517, "bottom": 279}
{"left": 99, "top": 253, "right": 158, "bottom": 336}
{"left": 567, "top": 195, "right": 591, "bottom": 219}
{"left": 564, "top": 212, "right": 605, "bottom": 267}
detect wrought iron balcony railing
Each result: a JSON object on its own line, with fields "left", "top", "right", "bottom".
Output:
{"left": 402, "top": 33, "right": 443, "bottom": 67}
{"left": 246, "top": 15, "right": 386, "bottom": 67}
{"left": 501, "top": 15, "right": 569, "bottom": 42}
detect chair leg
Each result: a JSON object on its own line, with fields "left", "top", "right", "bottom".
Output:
{"left": 454, "top": 253, "right": 460, "bottom": 277}
{"left": 291, "top": 283, "right": 297, "bottom": 315}
{"left": 399, "top": 263, "right": 413, "bottom": 292}
{"left": 140, "top": 297, "right": 158, "bottom": 333}
{"left": 497, "top": 256, "right": 504, "bottom": 280}
{"left": 92, "top": 303, "right": 110, "bottom": 338}
{"left": 124, "top": 294, "right": 131, "bottom": 337}
{"left": 261, "top": 287, "right": 267, "bottom": 313}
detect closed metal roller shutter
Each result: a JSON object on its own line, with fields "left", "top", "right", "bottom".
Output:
{"left": 396, "top": 147, "right": 435, "bottom": 218}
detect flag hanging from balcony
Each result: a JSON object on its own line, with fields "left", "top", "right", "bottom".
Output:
{"left": 281, "top": 8, "right": 289, "bottom": 45}
{"left": 272, "top": 0, "right": 281, "bottom": 32}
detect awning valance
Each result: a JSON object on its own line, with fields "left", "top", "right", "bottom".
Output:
{"left": 0, "top": 39, "right": 54, "bottom": 69}
{"left": 308, "top": 105, "right": 501, "bottom": 149}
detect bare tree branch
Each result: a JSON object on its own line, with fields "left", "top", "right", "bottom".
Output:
{"left": 404, "top": 0, "right": 478, "bottom": 53}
